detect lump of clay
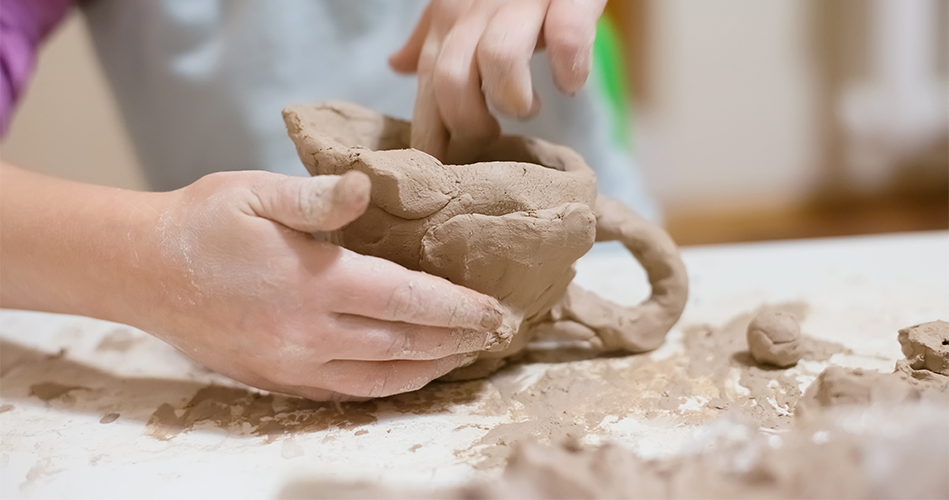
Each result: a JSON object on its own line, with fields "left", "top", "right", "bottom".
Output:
{"left": 897, "top": 320, "right": 949, "bottom": 376}
{"left": 746, "top": 309, "right": 803, "bottom": 367}
{"left": 796, "top": 321, "right": 949, "bottom": 420}
{"left": 797, "top": 366, "right": 923, "bottom": 412}
{"left": 282, "top": 101, "right": 689, "bottom": 379}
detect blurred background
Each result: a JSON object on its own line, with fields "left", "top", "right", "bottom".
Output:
{"left": 2, "top": 0, "right": 947, "bottom": 246}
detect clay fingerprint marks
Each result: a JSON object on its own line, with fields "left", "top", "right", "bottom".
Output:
{"left": 420, "top": 204, "right": 596, "bottom": 343}
{"left": 556, "top": 197, "right": 689, "bottom": 353}
{"left": 354, "top": 148, "right": 456, "bottom": 219}
{"left": 420, "top": 203, "right": 595, "bottom": 306}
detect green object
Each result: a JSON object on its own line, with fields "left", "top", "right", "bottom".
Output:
{"left": 592, "top": 13, "right": 633, "bottom": 150}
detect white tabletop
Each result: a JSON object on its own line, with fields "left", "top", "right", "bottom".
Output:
{"left": 2, "top": 231, "right": 947, "bottom": 499}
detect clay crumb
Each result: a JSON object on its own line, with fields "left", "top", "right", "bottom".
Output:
{"left": 99, "top": 413, "right": 120, "bottom": 424}
{"left": 746, "top": 309, "right": 803, "bottom": 367}
{"left": 96, "top": 329, "right": 143, "bottom": 352}
{"left": 409, "top": 444, "right": 422, "bottom": 452}
{"left": 354, "top": 429, "right": 368, "bottom": 436}
{"left": 29, "top": 382, "right": 87, "bottom": 402}
{"left": 707, "top": 398, "right": 728, "bottom": 410}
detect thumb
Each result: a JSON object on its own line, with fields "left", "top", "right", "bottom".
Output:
{"left": 252, "top": 171, "right": 371, "bottom": 232}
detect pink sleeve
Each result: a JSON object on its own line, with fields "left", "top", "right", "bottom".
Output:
{"left": 1, "top": 0, "right": 73, "bottom": 137}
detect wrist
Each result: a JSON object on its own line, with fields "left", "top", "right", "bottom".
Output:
{"left": 0, "top": 162, "right": 179, "bottom": 331}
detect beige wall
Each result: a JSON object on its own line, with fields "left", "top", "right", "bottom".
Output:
{"left": 1, "top": 12, "right": 146, "bottom": 190}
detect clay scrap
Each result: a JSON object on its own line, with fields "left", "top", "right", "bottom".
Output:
{"left": 797, "top": 320, "right": 949, "bottom": 418}
{"left": 282, "top": 101, "right": 689, "bottom": 378}
{"left": 280, "top": 320, "right": 949, "bottom": 500}
{"left": 746, "top": 309, "right": 803, "bottom": 367}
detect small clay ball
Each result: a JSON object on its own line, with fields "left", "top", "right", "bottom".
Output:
{"left": 746, "top": 310, "right": 803, "bottom": 367}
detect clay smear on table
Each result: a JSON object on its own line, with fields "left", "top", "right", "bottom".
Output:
{"left": 282, "top": 101, "right": 689, "bottom": 378}
{"left": 142, "top": 302, "right": 843, "bottom": 450}
{"left": 280, "top": 320, "right": 949, "bottom": 500}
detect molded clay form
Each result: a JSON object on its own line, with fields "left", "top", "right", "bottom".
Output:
{"left": 283, "top": 101, "right": 689, "bottom": 379}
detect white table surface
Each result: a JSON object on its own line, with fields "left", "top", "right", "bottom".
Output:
{"left": 2, "top": 231, "right": 947, "bottom": 499}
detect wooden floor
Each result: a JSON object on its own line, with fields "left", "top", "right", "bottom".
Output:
{"left": 665, "top": 186, "right": 949, "bottom": 247}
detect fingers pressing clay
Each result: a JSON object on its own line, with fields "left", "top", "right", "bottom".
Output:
{"left": 250, "top": 171, "right": 371, "bottom": 233}
{"left": 327, "top": 313, "right": 492, "bottom": 361}
{"left": 313, "top": 354, "right": 476, "bottom": 398}
{"left": 432, "top": 12, "right": 501, "bottom": 164}
{"left": 545, "top": 0, "right": 606, "bottom": 94}
{"left": 329, "top": 250, "right": 504, "bottom": 332}
{"left": 747, "top": 309, "right": 803, "bottom": 367}
{"left": 477, "top": 0, "right": 545, "bottom": 119}
{"left": 282, "top": 101, "right": 689, "bottom": 382}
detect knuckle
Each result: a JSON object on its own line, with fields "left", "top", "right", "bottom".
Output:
{"left": 432, "top": 58, "right": 468, "bottom": 94}
{"left": 386, "top": 281, "right": 424, "bottom": 321}
{"left": 551, "top": 26, "right": 590, "bottom": 56}
{"left": 364, "top": 368, "right": 395, "bottom": 399}
{"left": 478, "top": 39, "right": 518, "bottom": 71}
{"left": 386, "top": 329, "right": 417, "bottom": 359}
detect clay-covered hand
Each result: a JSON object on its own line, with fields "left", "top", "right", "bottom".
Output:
{"left": 389, "top": 0, "right": 606, "bottom": 163}
{"left": 146, "top": 170, "right": 503, "bottom": 400}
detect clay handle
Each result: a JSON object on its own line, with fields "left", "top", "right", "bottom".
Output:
{"left": 557, "top": 196, "right": 689, "bottom": 352}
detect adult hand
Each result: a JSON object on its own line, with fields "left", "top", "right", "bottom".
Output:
{"left": 0, "top": 164, "right": 504, "bottom": 401}
{"left": 390, "top": 0, "right": 607, "bottom": 163}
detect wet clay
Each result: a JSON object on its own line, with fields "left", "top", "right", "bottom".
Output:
{"left": 455, "top": 302, "right": 850, "bottom": 470}
{"left": 797, "top": 320, "right": 949, "bottom": 419}
{"left": 282, "top": 101, "right": 688, "bottom": 378}
{"left": 746, "top": 309, "right": 803, "bottom": 367}
{"left": 897, "top": 320, "right": 949, "bottom": 377}
{"left": 29, "top": 382, "right": 87, "bottom": 402}
{"left": 281, "top": 321, "right": 949, "bottom": 500}
{"left": 285, "top": 401, "right": 948, "bottom": 500}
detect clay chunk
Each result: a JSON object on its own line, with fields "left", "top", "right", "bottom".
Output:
{"left": 746, "top": 310, "right": 803, "bottom": 367}
{"left": 897, "top": 320, "right": 949, "bottom": 376}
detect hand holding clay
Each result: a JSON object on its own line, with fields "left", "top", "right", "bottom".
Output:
{"left": 2, "top": 160, "right": 503, "bottom": 401}
{"left": 129, "top": 171, "right": 504, "bottom": 401}
{"left": 389, "top": 0, "right": 607, "bottom": 163}
{"left": 283, "top": 101, "right": 689, "bottom": 380}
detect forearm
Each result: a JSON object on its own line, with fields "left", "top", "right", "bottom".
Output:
{"left": 0, "top": 161, "right": 172, "bottom": 327}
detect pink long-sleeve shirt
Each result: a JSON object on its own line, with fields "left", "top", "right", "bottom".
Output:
{"left": 0, "top": 0, "right": 72, "bottom": 137}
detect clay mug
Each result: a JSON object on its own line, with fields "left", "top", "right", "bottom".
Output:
{"left": 283, "top": 101, "right": 688, "bottom": 379}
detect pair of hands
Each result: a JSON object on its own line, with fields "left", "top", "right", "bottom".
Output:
{"left": 1, "top": 0, "right": 606, "bottom": 401}
{"left": 162, "top": 0, "right": 606, "bottom": 400}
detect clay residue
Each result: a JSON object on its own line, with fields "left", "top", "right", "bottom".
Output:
{"left": 283, "top": 398, "right": 949, "bottom": 500}
{"left": 456, "top": 302, "right": 849, "bottom": 468}
{"left": 897, "top": 320, "right": 949, "bottom": 376}
{"left": 145, "top": 385, "right": 379, "bottom": 441}
{"left": 29, "top": 382, "right": 88, "bottom": 402}
{"left": 99, "top": 412, "right": 120, "bottom": 424}
{"left": 797, "top": 319, "right": 949, "bottom": 418}
{"left": 95, "top": 329, "right": 144, "bottom": 352}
